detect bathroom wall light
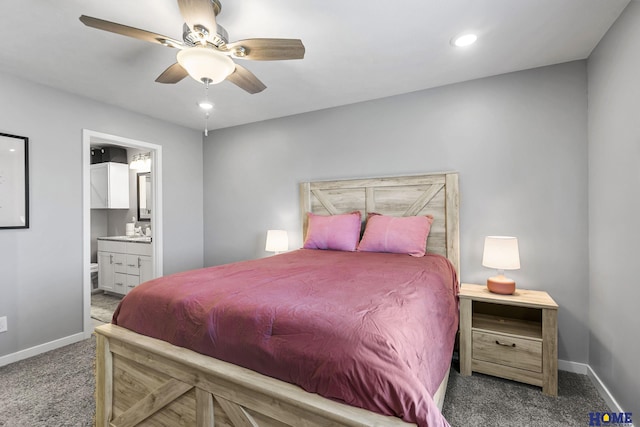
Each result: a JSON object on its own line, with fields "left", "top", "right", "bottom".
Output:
{"left": 130, "top": 152, "right": 151, "bottom": 171}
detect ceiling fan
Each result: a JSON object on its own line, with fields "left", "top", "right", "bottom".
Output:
{"left": 79, "top": 0, "right": 305, "bottom": 94}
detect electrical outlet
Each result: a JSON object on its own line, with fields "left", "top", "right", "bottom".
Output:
{"left": 0, "top": 316, "right": 7, "bottom": 333}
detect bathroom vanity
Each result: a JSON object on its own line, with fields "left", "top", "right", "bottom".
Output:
{"left": 97, "top": 236, "right": 152, "bottom": 295}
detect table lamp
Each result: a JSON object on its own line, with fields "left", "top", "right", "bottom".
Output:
{"left": 482, "top": 236, "right": 520, "bottom": 294}
{"left": 265, "top": 230, "right": 288, "bottom": 254}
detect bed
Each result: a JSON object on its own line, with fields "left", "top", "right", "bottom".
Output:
{"left": 94, "top": 171, "right": 460, "bottom": 427}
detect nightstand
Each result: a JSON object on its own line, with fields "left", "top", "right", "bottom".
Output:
{"left": 459, "top": 283, "right": 558, "bottom": 396}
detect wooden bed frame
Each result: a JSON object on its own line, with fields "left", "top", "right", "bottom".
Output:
{"left": 94, "top": 172, "right": 460, "bottom": 427}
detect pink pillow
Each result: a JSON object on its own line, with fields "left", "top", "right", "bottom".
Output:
{"left": 303, "top": 211, "right": 362, "bottom": 251}
{"left": 358, "top": 214, "right": 434, "bottom": 257}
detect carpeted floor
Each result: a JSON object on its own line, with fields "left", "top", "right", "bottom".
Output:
{"left": 0, "top": 338, "right": 95, "bottom": 427}
{"left": 90, "top": 292, "right": 122, "bottom": 323}
{"left": 442, "top": 360, "right": 610, "bottom": 426}
{"left": 0, "top": 341, "right": 611, "bottom": 427}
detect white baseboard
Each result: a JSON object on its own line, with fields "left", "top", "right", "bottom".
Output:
{"left": 558, "top": 358, "right": 588, "bottom": 374}
{"left": 559, "top": 358, "right": 633, "bottom": 425}
{"left": 586, "top": 365, "right": 628, "bottom": 415}
{"left": 0, "top": 332, "right": 86, "bottom": 368}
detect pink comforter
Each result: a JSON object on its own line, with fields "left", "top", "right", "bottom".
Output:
{"left": 113, "top": 249, "right": 459, "bottom": 427}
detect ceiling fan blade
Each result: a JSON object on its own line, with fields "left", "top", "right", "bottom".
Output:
{"left": 155, "top": 63, "right": 189, "bottom": 84}
{"left": 177, "top": 0, "right": 219, "bottom": 43}
{"left": 226, "top": 64, "right": 266, "bottom": 94}
{"left": 226, "top": 39, "right": 305, "bottom": 61}
{"left": 79, "top": 15, "right": 183, "bottom": 48}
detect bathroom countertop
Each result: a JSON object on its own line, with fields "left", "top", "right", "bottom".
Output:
{"left": 97, "top": 235, "right": 152, "bottom": 243}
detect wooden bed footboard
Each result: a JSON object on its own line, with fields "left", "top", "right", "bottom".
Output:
{"left": 95, "top": 323, "right": 421, "bottom": 427}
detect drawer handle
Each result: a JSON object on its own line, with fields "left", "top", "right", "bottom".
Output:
{"left": 495, "top": 340, "right": 516, "bottom": 348}
{"left": 127, "top": 264, "right": 137, "bottom": 267}
{"left": 115, "top": 282, "right": 124, "bottom": 286}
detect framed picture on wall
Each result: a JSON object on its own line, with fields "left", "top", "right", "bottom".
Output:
{"left": 0, "top": 133, "right": 29, "bottom": 229}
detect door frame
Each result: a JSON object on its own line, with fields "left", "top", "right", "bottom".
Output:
{"left": 82, "top": 129, "right": 163, "bottom": 338}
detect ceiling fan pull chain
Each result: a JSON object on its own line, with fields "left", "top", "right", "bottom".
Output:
{"left": 204, "top": 79, "right": 210, "bottom": 136}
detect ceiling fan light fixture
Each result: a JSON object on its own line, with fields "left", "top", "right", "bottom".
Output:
{"left": 177, "top": 47, "right": 235, "bottom": 84}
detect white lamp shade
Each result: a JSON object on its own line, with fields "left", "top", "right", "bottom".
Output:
{"left": 266, "top": 230, "right": 288, "bottom": 252}
{"left": 482, "top": 236, "right": 520, "bottom": 270}
{"left": 177, "top": 47, "right": 235, "bottom": 84}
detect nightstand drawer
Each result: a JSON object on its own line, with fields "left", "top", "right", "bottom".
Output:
{"left": 472, "top": 331, "right": 542, "bottom": 373}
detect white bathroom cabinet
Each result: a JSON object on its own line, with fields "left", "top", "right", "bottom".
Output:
{"left": 97, "top": 239, "right": 152, "bottom": 295}
{"left": 91, "top": 162, "right": 130, "bottom": 209}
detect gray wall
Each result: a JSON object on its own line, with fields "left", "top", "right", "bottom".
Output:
{"left": 588, "top": 0, "right": 640, "bottom": 415}
{"left": 204, "top": 61, "right": 589, "bottom": 364}
{"left": 0, "top": 70, "right": 204, "bottom": 358}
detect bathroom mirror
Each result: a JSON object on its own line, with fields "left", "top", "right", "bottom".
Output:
{"left": 137, "top": 172, "right": 151, "bottom": 221}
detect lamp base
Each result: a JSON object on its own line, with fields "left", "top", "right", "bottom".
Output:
{"left": 487, "top": 275, "right": 516, "bottom": 295}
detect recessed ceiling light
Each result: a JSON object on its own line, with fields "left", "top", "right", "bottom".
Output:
{"left": 198, "top": 100, "right": 214, "bottom": 110}
{"left": 452, "top": 33, "right": 478, "bottom": 47}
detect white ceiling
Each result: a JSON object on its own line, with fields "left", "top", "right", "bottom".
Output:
{"left": 0, "top": 0, "right": 630, "bottom": 132}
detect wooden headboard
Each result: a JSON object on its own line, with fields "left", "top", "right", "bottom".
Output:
{"left": 300, "top": 172, "right": 460, "bottom": 277}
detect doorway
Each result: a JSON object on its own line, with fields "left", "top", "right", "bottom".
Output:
{"left": 81, "top": 130, "right": 163, "bottom": 338}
